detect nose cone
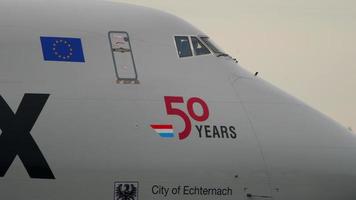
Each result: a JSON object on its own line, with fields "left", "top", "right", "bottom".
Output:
{"left": 232, "top": 67, "right": 356, "bottom": 200}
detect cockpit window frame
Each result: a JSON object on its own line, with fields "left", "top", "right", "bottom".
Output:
{"left": 174, "top": 36, "right": 194, "bottom": 58}
{"left": 173, "top": 35, "right": 215, "bottom": 59}
{"left": 198, "top": 35, "right": 225, "bottom": 56}
{"left": 190, "top": 36, "right": 211, "bottom": 56}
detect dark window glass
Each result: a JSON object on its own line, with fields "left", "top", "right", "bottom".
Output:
{"left": 175, "top": 36, "right": 193, "bottom": 57}
{"left": 200, "top": 36, "right": 224, "bottom": 54}
{"left": 191, "top": 37, "right": 211, "bottom": 56}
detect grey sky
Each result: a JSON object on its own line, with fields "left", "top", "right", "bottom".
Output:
{"left": 114, "top": 0, "right": 356, "bottom": 131}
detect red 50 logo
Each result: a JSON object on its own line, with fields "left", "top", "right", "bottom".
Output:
{"left": 151, "top": 96, "right": 209, "bottom": 140}
{"left": 165, "top": 96, "right": 209, "bottom": 140}
{"left": 151, "top": 96, "right": 237, "bottom": 140}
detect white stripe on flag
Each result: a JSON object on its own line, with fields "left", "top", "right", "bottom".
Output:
{"left": 154, "top": 129, "right": 174, "bottom": 133}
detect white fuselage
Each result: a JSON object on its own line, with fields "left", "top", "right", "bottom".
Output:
{"left": 0, "top": 1, "right": 355, "bottom": 200}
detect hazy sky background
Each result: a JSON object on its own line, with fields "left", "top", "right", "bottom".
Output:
{"left": 114, "top": 0, "right": 355, "bottom": 131}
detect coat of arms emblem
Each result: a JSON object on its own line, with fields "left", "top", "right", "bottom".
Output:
{"left": 114, "top": 182, "right": 138, "bottom": 200}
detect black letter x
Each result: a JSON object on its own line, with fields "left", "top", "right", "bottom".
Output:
{"left": 0, "top": 94, "right": 55, "bottom": 179}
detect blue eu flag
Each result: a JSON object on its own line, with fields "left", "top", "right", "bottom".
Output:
{"left": 40, "top": 36, "right": 85, "bottom": 62}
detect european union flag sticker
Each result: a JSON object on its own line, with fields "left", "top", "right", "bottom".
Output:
{"left": 40, "top": 36, "right": 85, "bottom": 62}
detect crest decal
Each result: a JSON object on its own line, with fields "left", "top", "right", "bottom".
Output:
{"left": 114, "top": 181, "right": 139, "bottom": 200}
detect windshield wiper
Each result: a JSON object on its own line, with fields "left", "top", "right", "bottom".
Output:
{"left": 216, "top": 53, "right": 230, "bottom": 57}
{"left": 216, "top": 53, "right": 239, "bottom": 63}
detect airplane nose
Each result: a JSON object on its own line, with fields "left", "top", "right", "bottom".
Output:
{"left": 231, "top": 71, "right": 356, "bottom": 200}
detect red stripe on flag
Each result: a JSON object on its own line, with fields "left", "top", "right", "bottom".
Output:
{"left": 150, "top": 124, "right": 173, "bottom": 129}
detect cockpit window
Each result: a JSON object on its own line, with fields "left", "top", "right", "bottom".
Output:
{"left": 199, "top": 36, "right": 224, "bottom": 55}
{"left": 175, "top": 36, "right": 193, "bottom": 57}
{"left": 191, "top": 37, "right": 210, "bottom": 56}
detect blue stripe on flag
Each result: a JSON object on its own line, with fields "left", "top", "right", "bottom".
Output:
{"left": 159, "top": 133, "right": 175, "bottom": 138}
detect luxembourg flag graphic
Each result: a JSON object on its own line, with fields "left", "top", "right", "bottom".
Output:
{"left": 150, "top": 124, "right": 175, "bottom": 138}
